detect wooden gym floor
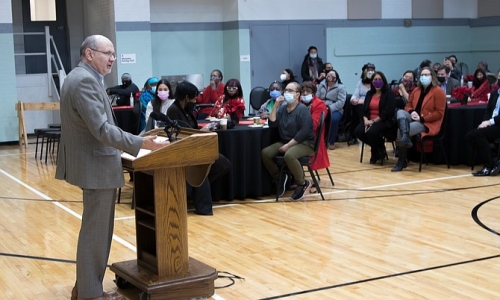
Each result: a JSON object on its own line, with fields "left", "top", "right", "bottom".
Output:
{"left": 1, "top": 140, "right": 499, "bottom": 299}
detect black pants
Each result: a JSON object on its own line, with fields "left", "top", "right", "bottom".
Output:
{"left": 187, "top": 178, "right": 213, "bottom": 215}
{"left": 465, "top": 125, "right": 500, "bottom": 168}
{"left": 354, "top": 121, "right": 395, "bottom": 155}
{"left": 350, "top": 104, "right": 364, "bottom": 139}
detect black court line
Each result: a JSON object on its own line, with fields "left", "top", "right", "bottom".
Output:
{"left": 0, "top": 252, "right": 76, "bottom": 265}
{"left": 258, "top": 254, "right": 500, "bottom": 300}
{"left": 472, "top": 196, "right": 500, "bottom": 236}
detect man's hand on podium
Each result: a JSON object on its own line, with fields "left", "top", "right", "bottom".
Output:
{"left": 142, "top": 135, "right": 170, "bottom": 150}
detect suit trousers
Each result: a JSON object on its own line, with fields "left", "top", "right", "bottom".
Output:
{"left": 465, "top": 125, "right": 500, "bottom": 168}
{"left": 77, "top": 188, "right": 117, "bottom": 298}
{"left": 261, "top": 141, "right": 314, "bottom": 185}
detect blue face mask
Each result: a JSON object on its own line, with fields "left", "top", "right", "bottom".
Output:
{"left": 301, "top": 94, "right": 313, "bottom": 104}
{"left": 151, "top": 86, "right": 156, "bottom": 94}
{"left": 420, "top": 76, "right": 431, "bottom": 86}
{"left": 310, "top": 53, "right": 317, "bottom": 59}
{"left": 270, "top": 90, "right": 281, "bottom": 99}
{"left": 284, "top": 93, "right": 295, "bottom": 103}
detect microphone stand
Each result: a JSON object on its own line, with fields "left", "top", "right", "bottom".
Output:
{"left": 163, "top": 123, "right": 181, "bottom": 141}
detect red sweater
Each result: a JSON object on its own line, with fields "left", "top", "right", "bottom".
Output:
{"left": 196, "top": 83, "right": 225, "bottom": 114}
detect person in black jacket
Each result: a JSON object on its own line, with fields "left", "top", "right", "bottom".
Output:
{"left": 354, "top": 71, "right": 396, "bottom": 164}
{"left": 300, "top": 46, "right": 324, "bottom": 82}
{"left": 106, "top": 73, "right": 139, "bottom": 106}
{"left": 465, "top": 89, "right": 500, "bottom": 176}
{"left": 167, "top": 81, "right": 232, "bottom": 213}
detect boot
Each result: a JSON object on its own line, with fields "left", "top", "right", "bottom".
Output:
{"left": 396, "top": 118, "right": 413, "bottom": 148}
{"left": 391, "top": 146, "right": 408, "bottom": 172}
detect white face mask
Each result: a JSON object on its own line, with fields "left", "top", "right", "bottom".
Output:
{"left": 366, "top": 71, "right": 374, "bottom": 79}
{"left": 301, "top": 94, "right": 313, "bottom": 103}
{"left": 280, "top": 74, "right": 287, "bottom": 81}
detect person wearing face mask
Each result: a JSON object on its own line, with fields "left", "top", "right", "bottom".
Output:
{"left": 354, "top": 71, "right": 396, "bottom": 164}
{"left": 301, "top": 46, "right": 324, "bottom": 82}
{"left": 145, "top": 78, "right": 175, "bottom": 128}
{"left": 196, "top": 69, "right": 225, "bottom": 119}
{"left": 258, "top": 82, "right": 285, "bottom": 119}
{"left": 209, "top": 78, "right": 246, "bottom": 124}
{"left": 106, "top": 73, "right": 140, "bottom": 106}
{"left": 391, "top": 67, "right": 446, "bottom": 172}
{"left": 167, "top": 81, "right": 231, "bottom": 214}
{"left": 261, "top": 82, "right": 315, "bottom": 201}
{"left": 394, "top": 70, "right": 417, "bottom": 106}
{"left": 279, "top": 68, "right": 297, "bottom": 90}
{"left": 349, "top": 63, "right": 376, "bottom": 145}
{"left": 300, "top": 81, "right": 329, "bottom": 171}
{"left": 435, "top": 66, "right": 459, "bottom": 98}
{"left": 138, "top": 77, "right": 159, "bottom": 132}
{"left": 316, "top": 70, "right": 347, "bottom": 150}
{"left": 470, "top": 68, "right": 491, "bottom": 103}
{"left": 315, "top": 62, "right": 333, "bottom": 85}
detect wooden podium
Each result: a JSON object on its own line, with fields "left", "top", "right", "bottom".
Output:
{"left": 110, "top": 128, "right": 219, "bottom": 300}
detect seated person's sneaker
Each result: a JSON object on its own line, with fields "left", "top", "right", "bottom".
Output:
{"left": 291, "top": 180, "right": 311, "bottom": 200}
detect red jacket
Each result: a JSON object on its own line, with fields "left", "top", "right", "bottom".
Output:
{"left": 196, "top": 83, "right": 225, "bottom": 115}
{"left": 308, "top": 96, "right": 329, "bottom": 170}
{"left": 470, "top": 80, "right": 490, "bottom": 103}
{"left": 406, "top": 85, "right": 446, "bottom": 138}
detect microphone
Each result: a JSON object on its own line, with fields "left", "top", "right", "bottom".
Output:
{"left": 149, "top": 111, "right": 180, "bottom": 129}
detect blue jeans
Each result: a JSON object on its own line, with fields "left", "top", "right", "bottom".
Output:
{"left": 328, "top": 110, "right": 343, "bottom": 146}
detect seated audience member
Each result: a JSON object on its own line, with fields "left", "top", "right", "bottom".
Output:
{"left": 393, "top": 70, "right": 416, "bottom": 107}
{"left": 465, "top": 89, "right": 500, "bottom": 176}
{"left": 106, "top": 72, "right": 140, "bottom": 106}
{"left": 196, "top": 69, "right": 224, "bottom": 119}
{"left": 314, "top": 62, "right": 334, "bottom": 85}
{"left": 349, "top": 63, "right": 375, "bottom": 145}
{"left": 145, "top": 78, "right": 175, "bottom": 126}
{"left": 301, "top": 46, "right": 324, "bottom": 82}
{"left": 470, "top": 68, "right": 491, "bottom": 103}
{"left": 448, "top": 54, "right": 457, "bottom": 66}
{"left": 443, "top": 57, "right": 461, "bottom": 81}
{"left": 354, "top": 71, "right": 396, "bottom": 164}
{"left": 167, "top": 81, "right": 231, "bottom": 214}
{"left": 392, "top": 67, "right": 446, "bottom": 172}
{"left": 492, "top": 69, "right": 500, "bottom": 92}
{"left": 209, "top": 79, "right": 246, "bottom": 124}
{"left": 432, "top": 63, "right": 442, "bottom": 73}
{"left": 280, "top": 68, "right": 298, "bottom": 90}
{"left": 316, "top": 70, "right": 347, "bottom": 150}
{"left": 414, "top": 59, "right": 431, "bottom": 78}
{"left": 138, "top": 77, "right": 159, "bottom": 132}
{"left": 300, "top": 81, "right": 329, "bottom": 170}
{"left": 477, "top": 61, "right": 490, "bottom": 73}
{"left": 261, "top": 82, "right": 314, "bottom": 200}
{"left": 258, "top": 81, "right": 283, "bottom": 119}
{"left": 436, "top": 66, "right": 460, "bottom": 97}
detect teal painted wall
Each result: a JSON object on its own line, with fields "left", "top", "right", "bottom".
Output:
{"left": 115, "top": 31, "right": 154, "bottom": 88}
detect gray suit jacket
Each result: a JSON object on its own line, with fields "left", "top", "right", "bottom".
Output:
{"left": 445, "top": 77, "right": 460, "bottom": 96}
{"left": 55, "top": 62, "right": 143, "bottom": 189}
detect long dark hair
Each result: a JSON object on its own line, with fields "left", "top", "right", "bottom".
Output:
{"left": 223, "top": 79, "right": 243, "bottom": 102}
{"left": 369, "top": 71, "right": 389, "bottom": 93}
{"left": 473, "top": 68, "right": 487, "bottom": 89}
{"left": 151, "top": 78, "right": 174, "bottom": 112}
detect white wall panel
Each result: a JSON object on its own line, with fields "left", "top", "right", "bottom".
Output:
{"left": 150, "top": 0, "right": 224, "bottom": 23}
{"left": 444, "top": 0, "right": 477, "bottom": 18}
{"left": 115, "top": 0, "right": 150, "bottom": 22}
{"left": 1, "top": 0, "right": 13, "bottom": 22}
{"left": 237, "top": 0, "right": 347, "bottom": 21}
{"left": 382, "top": 0, "right": 411, "bottom": 19}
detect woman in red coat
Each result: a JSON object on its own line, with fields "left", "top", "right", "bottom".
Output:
{"left": 300, "top": 81, "right": 329, "bottom": 170}
{"left": 470, "top": 68, "right": 491, "bottom": 103}
{"left": 392, "top": 67, "right": 446, "bottom": 172}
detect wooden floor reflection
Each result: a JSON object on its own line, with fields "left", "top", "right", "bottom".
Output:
{"left": 1, "top": 140, "right": 499, "bottom": 299}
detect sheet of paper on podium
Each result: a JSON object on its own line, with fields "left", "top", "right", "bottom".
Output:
{"left": 121, "top": 136, "right": 168, "bottom": 161}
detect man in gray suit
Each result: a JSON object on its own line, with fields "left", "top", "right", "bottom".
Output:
{"left": 56, "top": 35, "right": 168, "bottom": 300}
{"left": 436, "top": 66, "right": 460, "bottom": 99}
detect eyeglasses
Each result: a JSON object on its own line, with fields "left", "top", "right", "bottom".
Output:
{"left": 270, "top": 87, "right": 281, "bottom": 91}
{"left": 284, "top": 89, "right": 297, "bottom": 93}
{"left": 227, "top": 86, "right": 238, "bottom": 91}
{"left": 90, "top": 48, "right": 116, "bottom": 59}
{"left": 420, "top": 73, "right": 431, "bottom": 77}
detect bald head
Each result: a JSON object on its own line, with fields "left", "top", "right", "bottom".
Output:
{"left": 80, "top": 35, "right": 112, "bottom": 58}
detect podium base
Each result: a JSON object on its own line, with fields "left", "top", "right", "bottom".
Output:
{"left": 110, "top": 257, "right": 217, "bottom": 300}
